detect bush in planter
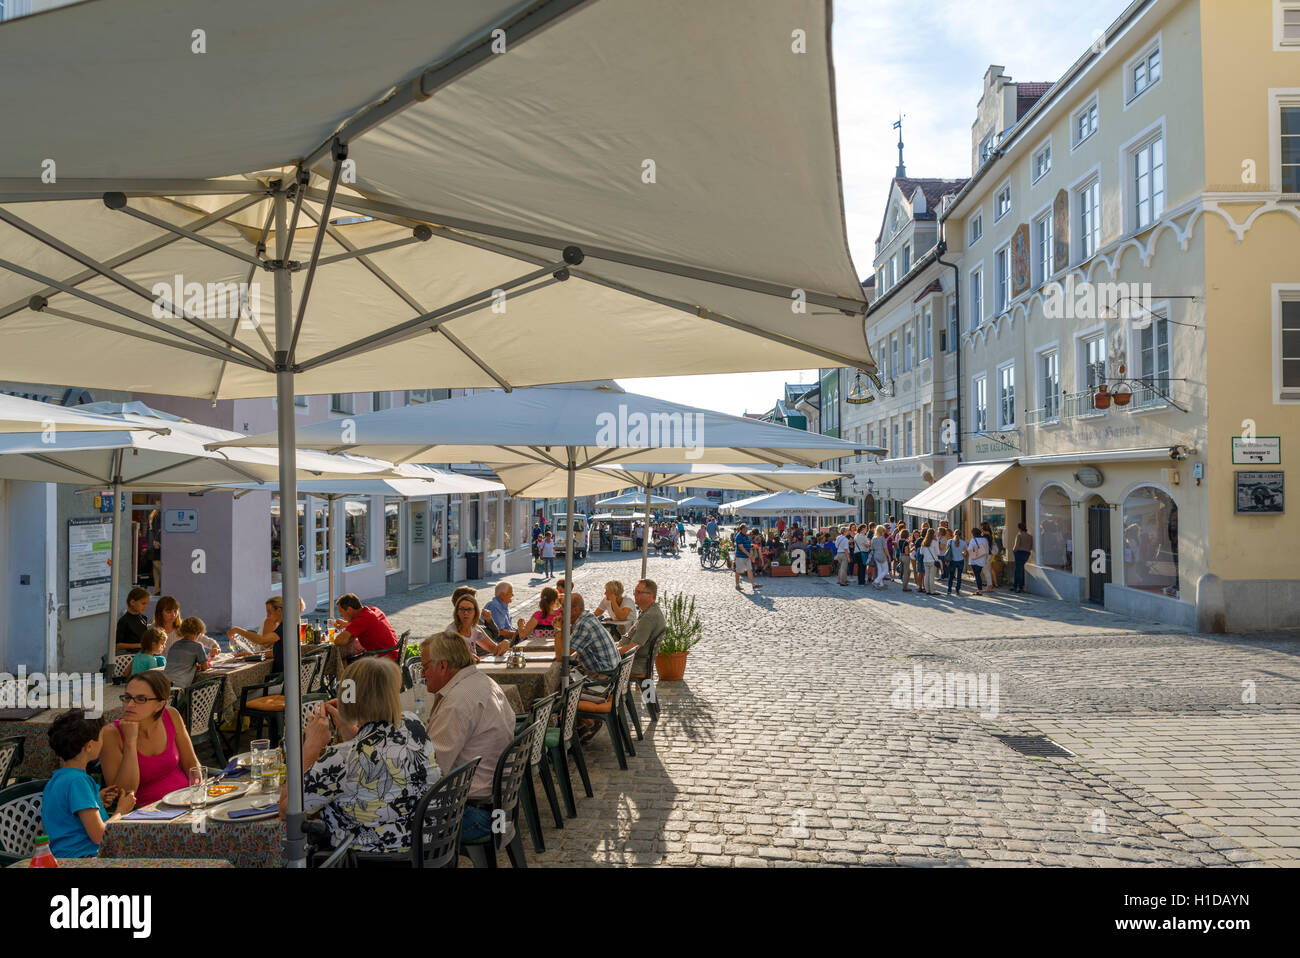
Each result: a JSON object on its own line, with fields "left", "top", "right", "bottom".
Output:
{"left": 776, "top": 551, "right": 792, "bottom": 566}
{"left": 657, "top": 593, "right": 703, "bottom": 680}
{"left": 810, "top": 546, "right": 834, "bottom": 571}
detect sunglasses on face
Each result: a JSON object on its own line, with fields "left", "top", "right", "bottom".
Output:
{"left": 119, "top": 693, "right": 163, "bottom": 705}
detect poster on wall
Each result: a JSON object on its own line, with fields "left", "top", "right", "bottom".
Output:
{"left": 68, "top": 516, "right": 113, "bottom": 619}
{"left": 1234, "top": 471, "right": 1284, "bottom": 514}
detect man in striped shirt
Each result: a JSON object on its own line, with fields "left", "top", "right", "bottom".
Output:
{"left": 566, "top": 593, "right": 622, "bottom": 679}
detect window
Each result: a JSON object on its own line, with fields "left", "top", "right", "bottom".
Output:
{"left": 313, "top": 500, "right": 329, "bottom": 575}
{"left": 1130, "top": 131, "right": 1165, "bottom": 231}
{"left": 1126, "top": 38, "right": 1162, "bottom": 104}
{"left": 947, "top": 295, "right": 958, "bottom": 350}
{"left": 979, "top": 132, "right": 996, "bottom": 165}
{"left": 1280, "top": 3, "right": 1300, "bottom": 47}
{"left": 890, "top": 255, "right": 898, "bottom": 287}
{"left": 294, "top": 395, "right": 309, "bottom": 409}
{"left": 921, "top": 307, "right": 933, "bottom": 360}
{"left": 406, "top": 389, "right": 432, "bottom": 404}
{"left": 969, "top": 270, "right": 984, "bottom": 329}
{"left": 1039, "top": 348, "right": 1061, "bottom": 421}
{"left": 995, "top": 246, "right": 1011, "bottom": 313}
{"left": 1277, "top": 291, "right": 1300, "bottom": 401}
{"left": 430, "top": 504, "right": 444, "bottom": 561}
{"left": 330, "top": 393, "right": 354, "bottom": 414}
{"left": 902, "top": 243, "right": 912, "bottom": 275}
{"left": 1033, "top": 210, "right": 1054, "bottom": 287}
{"left": 485, "top": 495, "right": 499, "bottom": 552}
{"left": 1072, "top": 94, "right": 1099, "bottom": 149}
{"left": 504, "top": 498, "right": 514, "bottom": 551}
{"left": 890, "top": 335, "right": 899, "bottom": 378}
{"left": 891, "top": 208, "right": 902, "bottom": 234}
{"left": 972, "top": 375, "right": 988, "bottom": 432}
{"left": 1081, "top": 332, "right": 1107, "bottom": 390}
{"left": 994, "top": 183, "right": 1012, "bottom": 221}
{"left": 372, "top": 392, "right": 392, "bottom": 412}
{"left": 1123, "top": 487, "right": 1179, "bottom": 595}
{"left": 447, "top": 498, "right": 461, "bottom": 555}
{"left": 923, "top": 406, "right": 933, "bottom": 454}
{"left": 1037, "top": 486, "right": 1072, "bottom": 570}
{"left": 1031, "top": 141, "right": 1052, "bottom": 183}
{"left": 904, "top": 417, "right": 914, "bottom": 457}
{"left": 1136, "top": 313, "right": 1171, "bottom": 402}
{"left": 969, "top": 211, "right": 983, "bottom": 245}
{"left": 904, "top": 325, "right": 914, "bottom": 371}
{"left": 344, "top": 499, "right": 370, "bottom": 567}
{"left": 891, "top": 422, "right": 900, "bottom": 460}
{"left": 1283, "top": 104, "right": 1300, "bottom": 193}
{"left": 997, "top": 363, "right": 1015, "bottom": 429}
{"left": 1076, "top": 176, "right": 1101, "bottom": 261}
{"left": 384, "top": 498, "right": 401, "bottom": 573}
{"left": 270, "top": 496, "right": 306, "bottom": 584}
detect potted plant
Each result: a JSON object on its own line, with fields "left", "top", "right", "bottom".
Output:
{"left": 1093, "top": 384, "right": 1111, "bottom": 410}
{"left": 771, "top": 550, "right": 795, "bottom": 577}
{"left": 656, "top": 593, "right": 702, "bottom": 681}
{"left": 810, "top": 546, "right": 834, "bottom": 576}
{"left": 719, "top": 539, "right": 733, "bottom": 569}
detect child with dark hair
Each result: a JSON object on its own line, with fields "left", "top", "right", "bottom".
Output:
{"left": 163, "top": 616, "right": 212, "bottom": 690}
{"left": 130, "top": 626, "right": 167, "bottom": 675}
{"left": 42, "top": 709, "right": 135, "bottom": 857}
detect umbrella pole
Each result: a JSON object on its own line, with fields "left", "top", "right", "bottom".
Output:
{"left": 561, "top": 451, "right": 575, "bottom": 684}
{"left": 640, "top": 482, "right": 651, "bottom": 579}
{"left": 272, "top": 190, "right": 307, "bottom": 869}
{"left": 105, "top": 450, "right": 124, "bottom": 670}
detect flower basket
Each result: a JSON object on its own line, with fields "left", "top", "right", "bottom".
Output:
{"left": 1093, "top": 385, "right": 1111, "bottom": 410}
{"left": 1112, "top": 385, "right": 1132, "bottom": 406}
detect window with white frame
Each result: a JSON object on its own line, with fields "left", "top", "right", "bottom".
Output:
{"left": 1031, "top": 140, "right": 1052, "bottom": 183}
{"left": 406, "top": 389, "right": 433, "bottom": 404}
{"left": 997, "top": 363, "right": 1015, "bottom": 429}
{"left": 904, "top": 325, "right": 914, "bottom": 371}
{"left": 969, "top": 211, "right": 983, "bottom": 245}
{"left": 979, "top": 132, "right": 996, "bottom": 165}
{"left": 1130, "top": 131, "right": 1165, "bottom": 230}
{"left": 344, "top": 499, "right": 371, "bottom": 567}
{"left": 921, "top": 307, "right": 933, "bottom": 360}
{"left": 1282, "top": 102, "right": 1300, "bottom": 193}
{"left": 995, "top": 246, "right": 1011, "bottom": 313}
{"left": 969, "top": 270, "right": 984, "bottom": 329}
{"left": 1081, "top": 332, "right": 1107, "bottom": 391}
{"left": 1072, "top": 94, "right": 1099, "bottom": 149}
{"left": 972, "top": 375, "right": 988, "bottom": 432}
{"left": 947, "top": 294, "right": 958, "bottom": 350}
{"left": 1276, "top": 291, "right": 1300, "bottom": 401}
{"left": 1076, "top": 175, "right": 1101, "bottom": 262}
{"left": 1038, "top": 348, "right": 1061, "bottom": 421}
{"left": 384, "top": 498, "right": 402, "bottom": 573}
{"left": 902, "top": 243, "right": 911, "bottom": 274}
{"left": 371, "top": 392, "right": 392, "bottom": 412}
{"left": 1281, "top": 2, "right": 1300, "bottom": 47}
{"left": 1033, "top": 210, "right": 1054, "bottom": 287}
{"left": 994, "top": 183, "right": 1012, "bottom": 221}
{"left": 890, "top": 335, "right": 899, "bottom": 378}
{"left": 904, "top": 417, "right": 914, "bottom": 457}
{"left": 1126, "top": 38, "right": 1162, "bottom": 104}
{"left": 1135, "top": 311, "right": 1171, "bottom": 400}
{"left": 330, "top": 393, "right": 354, "bottom": 414}
{"left": 294, "top": 395, "right": 309, "bottom": 409}
{"left": 891, "top": 255, "right": 899, "bottom": 287}
{"left": 891, "top": 421, "right": 900, "bottom": 459}
{"left": 923, "top": 405, "right": 933, "bottom": 454}
{"left": 313, "top": 499, "right": 329, "bottom": 576}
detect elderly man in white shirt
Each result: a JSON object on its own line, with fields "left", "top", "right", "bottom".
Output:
{"left": 420, "top": 630, "right": 517, "bottom": 843}
{"left": 835, "top": 526, "right": 852, "bottom": 586}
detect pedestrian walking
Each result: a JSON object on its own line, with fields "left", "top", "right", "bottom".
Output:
{"left": 733, "top": 523, "right": 761, "bottom": 593}
{"left": 541, "top": 531, "right": 557, "bottom": 578}
{"left": 967, "top": 527, "right": 990, "bottom": 595}
{"left": 919, "top": 529, "right": 939, "bottom": 594}
{"left": 1012, "top": 522, "right": 1034, "bottom": 593}
{"left": 835, "top": 525, "right": 852, "bottom": 585}
{"left": 853, "top": 523, "right": 872, "bottom": 586}
{"left": 896, "top": 530, "right": 912, "bottom": 592}
{"left": 870, "top": 524, "right": 890, "bottom": 590}
{"left": 945, "top": 529, "right": 966, "bottom": 595}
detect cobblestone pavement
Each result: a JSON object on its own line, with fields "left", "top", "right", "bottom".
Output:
{"left": 373, "top": 542, "right": 1300, "bottom": 867}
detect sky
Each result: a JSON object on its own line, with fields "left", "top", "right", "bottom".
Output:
{"left": 619, "top": 0, "right": 1134, "bottom": 418}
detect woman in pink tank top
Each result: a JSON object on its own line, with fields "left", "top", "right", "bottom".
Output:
{"left": 100, "top": 671, "right": 200, "bottom": 806}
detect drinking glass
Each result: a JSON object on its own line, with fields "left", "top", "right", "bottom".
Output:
{"left": 249, "top": 738, "right": 271, "bottom": 791}
{"left": 188, "top": 765, "right": 206, "bottom": 804}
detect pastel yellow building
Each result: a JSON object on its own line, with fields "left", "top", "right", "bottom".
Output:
{"left": 908, "top": 0, "right": 1300, "bottom": 631}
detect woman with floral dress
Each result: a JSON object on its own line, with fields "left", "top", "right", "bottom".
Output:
{"left": 283, "top": 657, "right": 438, "bottom": 855}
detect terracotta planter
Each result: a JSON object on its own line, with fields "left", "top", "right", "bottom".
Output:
{"left": 656, "top": 650, "right": 689, "bottom": 681}
{"left": 771, "top": 565, "right": 795, "bottom": 577}
{"left": 1112, "top": 388, "right": 1132, "bottom": 406}
{"left": 816, "top": 564, "right": 833, "bottom": 576}
{"left": 1093, "top": 385, "right": 1111, "bottom": 410}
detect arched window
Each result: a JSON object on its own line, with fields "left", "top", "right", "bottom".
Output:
{"left": 1122, "top": 486, "right": 1179, "bottom": 595}
{"left": 1037, "top": 486, "right": 1072, "bottom": 570}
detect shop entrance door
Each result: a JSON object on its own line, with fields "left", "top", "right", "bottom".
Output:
{"left": 1086, "top": 498, "right": 1112, "bottom": 605}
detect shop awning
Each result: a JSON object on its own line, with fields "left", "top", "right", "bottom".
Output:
{"left": 903, "top": 461, "right": 1019, "bottom": 521}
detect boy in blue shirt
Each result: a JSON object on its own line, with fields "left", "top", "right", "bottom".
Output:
{"left": 42, "top": 709, "right": 136, "bottom": 858}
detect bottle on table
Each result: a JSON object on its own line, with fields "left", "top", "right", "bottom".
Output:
{"left": 29, "top": 835, "right": 57, "bottom": 868}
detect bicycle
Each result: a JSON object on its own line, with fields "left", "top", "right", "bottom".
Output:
{"left": 698, "top": 538, "right": 723, "bottom": 569}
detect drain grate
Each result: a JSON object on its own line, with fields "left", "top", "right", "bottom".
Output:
{"left": 993, "top": 734, "right": 1076, "bottom": 759}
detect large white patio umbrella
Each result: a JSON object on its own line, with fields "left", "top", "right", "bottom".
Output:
{"left": 595, "top": 492, "right": 678, "bottom": 509}
{"left": 0, "top": 394, "right": 170, "bottom": 435}
{"left": 0, "top": 407, "right": 395, "bottom": 664}
{"left": 0, "top": 0, "right": 878, "bottom": 866}
{"left": 720, "top": 490, "right": 856, "bottom": 517}
{"left": 213, "top": 385, "right": 871, "bottom": 675}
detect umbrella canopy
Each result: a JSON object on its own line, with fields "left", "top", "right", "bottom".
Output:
{"left": 677, "top": 496, "right": 715, "bottom": 508}
{"left": 720, "top": 490, "right": 855, "bottom": 516}
{"left": 595, "top": 491, "right": 678, "bottom": 508}
{"left": 0, "top": 394, "right": 170, "bottom": 434}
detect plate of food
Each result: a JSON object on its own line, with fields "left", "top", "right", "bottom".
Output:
{"left": 160, "top": 780, "right": 252, "bottom": 808}
{"left": 207, "top": 793, "right": 281, "bottom": 823}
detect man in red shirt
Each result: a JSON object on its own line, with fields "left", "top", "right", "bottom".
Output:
{"left": 332, "top": 593, "right": 400, "bottom": 661}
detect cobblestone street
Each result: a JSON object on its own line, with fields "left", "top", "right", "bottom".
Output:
{"left": 373, "top": 545, "right": 1300, "bottom": 867}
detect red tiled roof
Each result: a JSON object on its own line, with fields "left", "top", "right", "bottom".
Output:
{"left": 1016, "top": 82, "right": 1054, "bottom": 120}
{"left": 875, "top": 177, "right": 969, "bottom": 242}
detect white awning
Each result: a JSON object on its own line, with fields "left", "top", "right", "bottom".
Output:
{"left": 903, "top": 461, "right": 1019, "bottom": 521}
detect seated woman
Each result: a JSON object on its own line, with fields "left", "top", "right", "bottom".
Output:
{"left": 283, "top": 657, "right": 438, "bottom": 855}
{"left": 592, "top": 580, "right": 637, "bottom": 636}
{"left": 100, "top": 670, "right": 200, "bottom": 807}
{"left": 156, "top": 595, "right": 218, "bottom": 657}
{"left": 228, "top": 595, "right": 307, "bottom": 680}
{"left": 130, "top": 626, "right": 167, "bottom": 676}
{"left": 515, "top": 586, "right": 562, "bottom": 642}
{"left": 451, "top": 592, "right": 509, "bottom": 657}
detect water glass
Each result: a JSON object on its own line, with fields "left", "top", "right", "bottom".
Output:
{"left": 188, "top": 765, "right": 206, "bottom": 804}
{"left": 249, "top": 739, "right": 271, "bottom": 791}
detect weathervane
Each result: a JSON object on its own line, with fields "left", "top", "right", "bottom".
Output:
{"left": 893, "top": 113, "right": 906, "bottom": 178}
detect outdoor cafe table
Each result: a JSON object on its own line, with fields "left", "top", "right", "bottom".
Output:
{"left": 0, "top": 704, "right": 124, "bottom": 780}
{"left": 204, "top": 656, "right": 274, "bottom": 722}
{"left": 98, "top": 800, "right": 284, "bottom": 868}
{"left": 476, "top": 657, "right": 561, "bottom": 711}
